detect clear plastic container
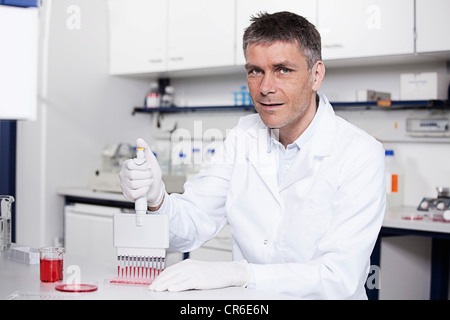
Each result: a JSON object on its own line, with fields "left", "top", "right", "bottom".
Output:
{"left": 188, "top": 147, "right": 202, "bottom": 176}
{"left": 0, "top": 195, "right": 14, "bottom": 251}
{"left": 172, "top": 152, "right": 188, "bottom": 176}
{"left": 385, "top": 150, "right": 404, "bottom": 209}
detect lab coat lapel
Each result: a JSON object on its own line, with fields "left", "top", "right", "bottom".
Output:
{"left": 247, "top": 126, "right": 281, "bottom": 205}
{"left": 279, "top": 98, "right": 336, "bottom": 191}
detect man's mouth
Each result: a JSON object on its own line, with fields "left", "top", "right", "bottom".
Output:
{"left": 259, "top": 102, "right": 284, "bottom": 108}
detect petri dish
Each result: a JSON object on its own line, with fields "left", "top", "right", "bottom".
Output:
{"left": 55, "top": 283, "right": 98, "bottom": 293}
{"left": 401, "top": 214, "right": 423, "bottom": 221}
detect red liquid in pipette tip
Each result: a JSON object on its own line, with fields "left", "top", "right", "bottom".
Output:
{"left": 111, "top": 267, "right": 163, "bottom": 286}
{"left": 40, "top": 258, "right": 63, "bottom": 282}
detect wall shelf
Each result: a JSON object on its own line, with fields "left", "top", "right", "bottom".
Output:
{"left": 132, "top": 105, "right": 255, "bottom": 115}
{"left": 332, "top": 99, "right": 449, "bottom": 110}
{"left": 132, "top": 99, "right": 450, "bottom": 115}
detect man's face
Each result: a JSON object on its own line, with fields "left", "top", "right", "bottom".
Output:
{"left": 245, "top": 41, "right": 323, "bottom": 142}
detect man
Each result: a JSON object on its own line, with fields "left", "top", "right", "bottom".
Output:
{"left": 120, "top": 11, "right": 386, "bottom": 299}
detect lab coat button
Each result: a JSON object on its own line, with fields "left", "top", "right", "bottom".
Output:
{"left": 263, "top": 240, "right": 268, "bottom": 245}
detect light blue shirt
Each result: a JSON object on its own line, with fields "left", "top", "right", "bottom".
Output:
{"left": 269, "top": 102, "right": 321, "bottom": 187}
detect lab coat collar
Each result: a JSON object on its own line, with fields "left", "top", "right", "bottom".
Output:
{"left": 308, "top": 92, "right": 336, "bottom": 157}
{"left": 247, "top": 92, "right": 336, "bottom": 156}
{"left": 246, "top": 92, "right": 336, "bottom": 201}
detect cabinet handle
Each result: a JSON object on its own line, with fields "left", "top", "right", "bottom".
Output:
{"left": 148, "top": 59, "right": 163, "bottom": 63}
{"left": 169, "top": 56, "right": 184, "bottom": 61}
{"left": 323, "top": 44, "right": 344, "bottom": 49}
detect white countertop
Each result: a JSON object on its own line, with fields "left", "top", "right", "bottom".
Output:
{"left": 384, "top": 206, "right": 450, "bottom": 234}
{"left": 0, "top": 249, "right": 295, "bottom": 300}
{"left": 57, "top": 187, "right": 132, "bottom": 203}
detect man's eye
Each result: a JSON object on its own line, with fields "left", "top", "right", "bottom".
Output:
{"left": 279, "top": 67, "right": 291, "bottom": 74}
{"left": 247, "top": 69, "right": 262, "bottom": 76}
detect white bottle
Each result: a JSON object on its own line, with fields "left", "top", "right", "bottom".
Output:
{"left": 188, "top": 147, "right": 202, "bottom": 177}
{"left": 385, "top": 150, "right": 404, "bottom": 209}
{"left": 146, "top": 82, "right": 160, "bottom": 108}
{"left": 152, "top": 142, "right": 170, "bottom": 176}
{"left": 204, "top": 147, "right": 216, "bottom": 166}
{"left": 173, "top": 151, "right": 187, "bottom": 176}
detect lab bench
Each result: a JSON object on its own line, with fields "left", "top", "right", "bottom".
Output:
{"left": 0, "top": 248, "right": 294, "bottom": 300}
{"left": 57, "top": 189, "right": 450, "bottom": 300}
{"left": 370, "top": 207, "right": 450, "bottom": 300}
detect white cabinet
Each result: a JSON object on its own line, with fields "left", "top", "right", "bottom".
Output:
{"left": 167, "top": 0, "right": 235, "bottom": 71}
{"left": 109, "top": 0, "right": 235, "bottom": 74}
{"left": 317, "top": 0, "right": 414, "bottom": 60}
{"left": 235, "top": 0, "right": 317, "bottom": 66}
{"left": 107, "top": 0, "right": 450, "bottom": 76}
{"left": 108, "top": 0, "right": 167, "bottom": 75}
{"left": 0, "top": 5, "right": 38, "bottom": 120}
{"left": 64, "top": 204, "right": 118, "bottom": 267}
{"left": 416, "top": 0, "right": 450, "bottom": 53}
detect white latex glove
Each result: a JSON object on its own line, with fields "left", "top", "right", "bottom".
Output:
{"left": 149, "top": 259, "right": 251, "bottom": 292}
{"left": 119, "top": 138, "right": 165, "bottom": 208}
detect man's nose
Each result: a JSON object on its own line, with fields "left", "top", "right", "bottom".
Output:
{"left": 259, "top": 74, "right": 277, "bottom": 95}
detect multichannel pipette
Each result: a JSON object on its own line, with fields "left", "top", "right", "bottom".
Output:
{"left": 111, "top": 146, "right": 169, "bottom": 286}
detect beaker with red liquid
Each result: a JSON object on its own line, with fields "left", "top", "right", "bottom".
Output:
{"left": 39, "top": 247, "right": 64, "bottom": 282}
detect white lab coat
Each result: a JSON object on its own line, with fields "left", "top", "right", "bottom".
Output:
{"left": 156, "top": 92, "right": 386, "bottom": 299}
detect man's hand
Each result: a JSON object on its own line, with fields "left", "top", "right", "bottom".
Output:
{"left": 148, "top": 259, "right": 251, "bottom": 292}
{"left": 119, "top": 138, "right": 165, "bottom": 208}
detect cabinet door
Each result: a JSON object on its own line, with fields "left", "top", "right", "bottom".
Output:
{"left": 108, "top": 0, "right": 167, "bottom": 75}
{"left": 416, "top": 0, "right": 450, "bottom": 53}
{"left": 0, "top": 6, "right": 38, "bottom": 120}
{"left": 235, "top": 0, "right": 317, "bottom": 65}
{"left": 318, "top": 0, "right": 414, "bottom": 60}
{"left": 64, "top": 204, "right": 118, "bottom": 267}
{"left": 167, "top": 0, "right": 235, "bottom": 71}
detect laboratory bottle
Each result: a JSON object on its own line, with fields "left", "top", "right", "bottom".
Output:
{"left": 385, "top": 149, "right": 404, "bottom": 209}
{"left": 151, "top": 142, "right": 170, "bottom": 176}
{"left": 204, "top": 147, "right": 216, "bottom": 166}
{"left": 160, "top": 86, "right": 174, "bottom": 108}
{"left": 146, "top": 82, "right": 160, "bottom": 108}
{"left": 173, "top": 151, "right": 188, "bottom": 176}
{"left": 186, "top": 147, "right": 202, "bottom": 178}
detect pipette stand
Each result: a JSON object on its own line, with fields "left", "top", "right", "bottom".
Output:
{"left": 112, "top": 213, "right": 169, "bottom": 285}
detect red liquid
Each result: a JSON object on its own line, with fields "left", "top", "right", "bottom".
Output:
{"left": 40, "top": 258, "right": 63, "bottom": 282}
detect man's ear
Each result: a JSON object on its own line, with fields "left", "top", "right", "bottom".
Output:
{"left": 311, "top": 61, "right": 325, "bottom": 91}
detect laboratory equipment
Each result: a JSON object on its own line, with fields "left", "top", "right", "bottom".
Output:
{"left": 417, "top": 187, "right": 450, "bottom": 222}
{"left": 112, "top": 147, "right": 169, "bottom": 285}
{"left": 89, "top": 143, "right": 134, "bottom": 193}
{"left": 9, "top": 247, "right": 39, "bottom": 264}
{"left": 55, "top": 282, "right": 98, "bottom": 293}
{"left": 385, "top": 150, "right": 404, "bottom": 209}
{"left": 39, "top": 247, "right": 64, "bottom": 283}
{"left": 234, "top": 85, "right": 252, "bottom": 106}
{"left": 160, "top": 85, "right": 174, "bottom": 108}
{"left": 0, "top": 195, "right": 14, "bottom": 251}
{"left": 112, "top": 211, "right": 169, "bottom": 285}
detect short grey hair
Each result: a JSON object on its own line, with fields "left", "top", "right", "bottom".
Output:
{"left": 243, "top": 11, "right": 322, "bottom": 70}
